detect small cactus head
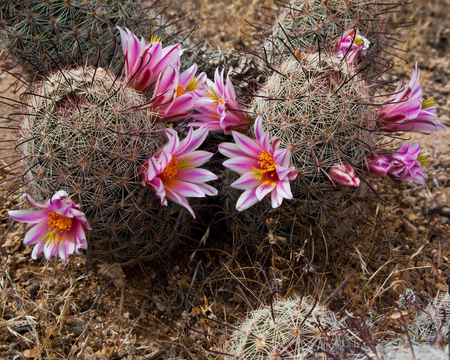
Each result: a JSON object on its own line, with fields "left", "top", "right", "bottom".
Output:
{"left": 11, "top": 66, "right": 190, "bottom": 266}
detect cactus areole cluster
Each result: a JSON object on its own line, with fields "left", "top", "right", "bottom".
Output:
{"left": 5, "top": 1, "right": 447, "bottom": 263}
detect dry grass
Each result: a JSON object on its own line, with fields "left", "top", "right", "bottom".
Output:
{"left": 1, "top": 0, "right": 450, "bottom": 359}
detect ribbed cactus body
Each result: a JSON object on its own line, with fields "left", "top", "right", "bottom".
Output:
{"left": 18, "top": 67, "right": 188, "bottom": 265}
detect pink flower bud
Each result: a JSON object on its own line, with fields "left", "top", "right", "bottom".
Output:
{"left": 328, "top": 163, "right": 361, "bottom": 188}
{"left": 366, "top": 154, "right": 391, "bottom": 177}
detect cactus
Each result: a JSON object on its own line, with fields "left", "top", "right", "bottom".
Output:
{"left": 259, "top": 0, "right": 401, "bottom": 71}
{"left": 220, "top": 51, "right": 381, "bottom": 247}
{"left": 0, "top": 0, "right": 175, "bottom": 75}
{"left": 12, "top": 66, "right": 189, "bottom": 266}
{"left": 221, "top": 296, "right": 359, "bottom": 359}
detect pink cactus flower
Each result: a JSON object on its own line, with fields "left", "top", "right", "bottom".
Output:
{"left": 335, "top": 29, "right": 370, "bottom": 65}
{"left": 141, "top": 127, "right": 218, "bottom": 218}
{"left": 387, "top": 142, "right": 427, "bottom": 185}
{"left": 328, "top": 163, "right": 361, "bottom": 188}
{"left": 378, "top": 63, "right": 446, "bottom": 133}
{"left": 117, "top": 27, "right": 182, "bottom": 93}
{"left": 366, "top": 154, "right": 391, "bottom": 177}
{"left": 219, "top": 115, "right": 297, "bottom": 211}
{"left": 190, "top": 68, "right": 252, "bottom": 135}
{"left": 151, "top": 64, "right": 211, "bottom": 122}
{"left": 8, "top": 191, "right": 91, "bottom": 262}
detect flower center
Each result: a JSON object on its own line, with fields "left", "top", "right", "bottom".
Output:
{"left": 252, "top": 151, "right": 277, "bottom": 180}
{"left": 176, "top": 77, "right": 202, "bottom": 98}
{"left": 43, "top": 212, "right": 72, "bottom": 246}
{"left": 150, "top": 35, "right": 162, "bottom": 43}
{"left": 161, "top": 157, "right": 179, "bottom": 179}
{"left": 48, "top": 212, "right": 72, "bottom": 232}
{"left": 418, "top": 155, "right": 429, "bottom": 167}
{"left": 176, "top": 84, "right": 186, "bottom": 97}
{"left": 421, "top": 97, "right": 435, "bottom": 110}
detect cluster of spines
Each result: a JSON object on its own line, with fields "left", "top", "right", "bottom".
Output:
{"left": 12, "top": 66, "right": 190, "bottom": 266}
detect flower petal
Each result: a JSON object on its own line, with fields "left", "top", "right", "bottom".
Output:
{"left": 236, "top": 188, "right": 260, "bottom": 212}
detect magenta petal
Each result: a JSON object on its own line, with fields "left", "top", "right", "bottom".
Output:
{"left": 180, "top": 150, "right": 213, "bottom": 167}
{"left": 236, "top": 188, "right": 259, "bottom": 212}
{"left": 274, "top": 148, "right": 291, "bottom": 168}
{"left": 271, "top": 188, "right": 284, "bottom": 208}
{"left": 196, "top": 183, "right": 218, "bottom": 196}
{"left": 43, "top": 241, "right": 56, "bottom": 261}
{"left": 165, "top": 190, "right": 195, "bottom": 218}
{"left": 170, "top": 94, "right": 196, "bottom": 114}
{"left": 180, "top": 63, "right": 197, "bottom": 85}
{"left": 31, "top": 240, "right": 46, "bottom": 260}
{"left": 8, "top": 209, "right": 48, "bottom": 223}
{"left": 218, "top": 142, "right": 247, "bottom": 158}
{"left": 176, "top": 168, "right": 217, "bottom": 182}
{"left": 276, "top": 179, "right": 293, "bottom": 200}
{"left": 231, "top": 173, "right": 262, "bottom": 190}
{"left": 255, "top": 181, "right": 276, "bottom": 201}
{"left": 163, "top": 129, "right": 179, "bottom": 155}
{"left": 232, "top": 131, "right": 263, "bottom": 158}
{"left": 177, "top": 127, "right": 208, "bottom": 156}
{"left": 223, "top": 156, "right": 258, "bottom": 174}
{"left": 169, "top": 180, "right": 205, "bottom": 198}
{"left": 23, "top": 220, "right": 49, "bottom": 245}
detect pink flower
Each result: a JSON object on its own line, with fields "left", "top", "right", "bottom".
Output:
{"left": 366, "top": 154, "right": 391, "bottom": 177}
{"left": 190, "top": 68, "right": 252, "bottom": 135}
{"left": 378, "top": 63, "right": 446, "bottom": 133}
{"left": 328, "top": 163, "right": 361, "bottom": 188}
{"left": 117, "top": 27, "right": 182, "bottom": 93}
{"left": 335, "top": 29, "right": 370, "bottom": 65}
{"left": 141, "top": 127, "right": 218, "bottom": 218}
{"left": 151, "top": 64, "right": 210, "bottom": 122}
{"left": 219, "top": 115, "right": 297, "bottom": 211}
{"left": 387, "top": 142, "right": 427, "bottom": 185}
{"left": 8, "top": 191, "right": 91, "bottom": 262}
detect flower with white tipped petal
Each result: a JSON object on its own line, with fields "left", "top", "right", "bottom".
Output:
{"left": 190, "top": 68, "right": 252, "bottom": 134}
{"left": 335, "top": 29, "right": 370, "bottom": 66}
{"left": 366, "top": 154, "right": 391, "bottom": 177}
{"left": 117, "top": 26, "right": 182, "bottom": 93}
{"left": 151, "top": 64, "right": 210, "bottom": 122}
{"left": 388, "top": 142, "right": 427, "bottom": 185}
{"left": 140, "top": 127, "right": 218, "bottom": 218}
{"left": 328, "top": 163, "right": 361, "bottom": 188}
{"left": 378, "top": 63, "right": 446, "bottom": 133}
{"left": 219, "top": 115, "right": 297, "bottom": 211}
{"left": 8, "top": 191, "right": 91, "bottom": 262}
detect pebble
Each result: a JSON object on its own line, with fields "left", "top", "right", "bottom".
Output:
{"left": 441, "top": 161, "right": 450, "bottom": 169}
{"left": 422, "top": 202, "right": 441, "bottom": 216}
{"left": 440, "top": 206, "right": 450, "bottom": 217}
{"left": 442, "top": 217, "right": 449, "bottom": 224}
{"left": 402, "top": 219, "right": 419, "bottom": 235}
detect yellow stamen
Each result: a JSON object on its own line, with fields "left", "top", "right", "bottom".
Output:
{"left": 41, "top": 212, "right": 73, "bottom": 247}
{"left": 176, "top": 77, "right": 202, "bottom": 98}
{"left": 418, "top": 155, "right": 429, "bottom": 167}
{"left": 150, "top": 35, "right": 162, "bottom": 43}
{"left": 206, "top": 88, "right": 220, "bottom": 101}
{"left": 252, "top": 150, "right": 277, "bottom": 180}
{"left": 160, "top": 157, "right": 179, "bottom": 179}
{"left": 178, "top": 156, "right": 196, "bottom": 169}
{"left": 354, "top": 37, "right": 364, "bottom": 46}
{"left": 48, "top": 211, "right": 72, "bottom": 232}
{"left": 421, "top": 97, "right": 435, "bottom": 110}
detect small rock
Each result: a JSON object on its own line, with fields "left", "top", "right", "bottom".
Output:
{"left": 402, "top": 219, "right": 418, "bottom": 235}
{"left": 422, "top": 202, "right": 441, "bottom": 216}
{"left": 440, "top": 161, "right": 450, "bottom": 169}
{"left": 167, "top": 348, "right": 177, "bottom": 358}
{"left": 441, "top": 217, "right": 449, "bottom": 224}
{"left": 401, "top": 196, "right": 416, "bottom": 207}
{"left": 25, "top": 282, "right": 40, "bottom": 297}
{"left": 440, "top": 206, "right": 450, "bottom": 217}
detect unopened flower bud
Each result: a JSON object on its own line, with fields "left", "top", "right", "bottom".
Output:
{"left": 328, "top": 163, "right": 361, "bottom": 188}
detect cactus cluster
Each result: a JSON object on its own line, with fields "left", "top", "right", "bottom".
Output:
{"left": 15, "top": 66, "right": 189, "bottom": 266}
{"left": 221, "top": 296, "right": 359, "bottom": 359}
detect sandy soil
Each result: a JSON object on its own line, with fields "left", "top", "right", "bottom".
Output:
{"left": 0, "top": 0, "right": 449, "bottom": 359}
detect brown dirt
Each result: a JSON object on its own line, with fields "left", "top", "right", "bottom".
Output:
{"left": 1, "top": 1, "right": 450, "bottom": 359}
